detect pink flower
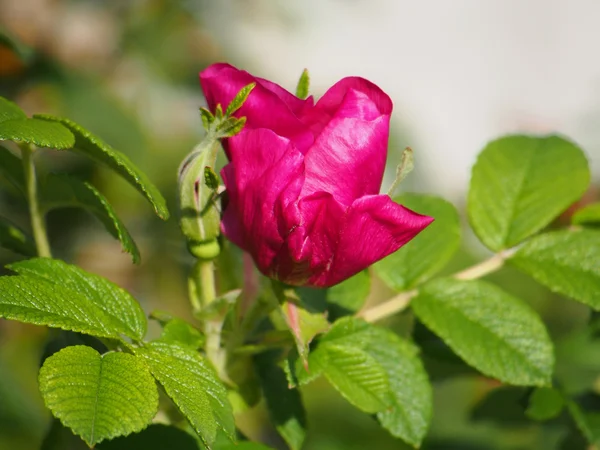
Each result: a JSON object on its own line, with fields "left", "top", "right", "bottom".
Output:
{"left": 199, "top": 63, "right": 433, "bottom": 287}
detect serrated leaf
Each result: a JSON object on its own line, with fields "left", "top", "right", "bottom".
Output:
{"left": 510, "top": 229, "right": 600, "bottom": 309}
{"left": 39, "top": 346, "right": 158, "bottom": 447}
{"left": 326, "top": 270, "right": 370, "bottom": 318}
{"left": 0, "top": 217, "right": 35, "bottom": 256}
{"left": 225, "top": 83, "right": 256, "bottom": 117}
{"left": 526, "top": 387, "right": 564, "bottom": 421}
{"left": 41, "top": 174, "right": 140, "bottom": 263}
{"left": 34, "top": 114, "right": 169, "bottom": 220}
{"left": 314, "top": 318, "right": 432, "bottom": 446}
{"left": 97, "top": 424, "right": 200, "bottom": 450}
{"left": 295, "top": 69, "right": 310, "bottom": 100}
{"left": 0, "top": 118, "right": 75, "bottom": 149}
{"left": 572, "top": 203, "right": 600, "bottom": 227}
{"left": 468, "top": 135, "right": 590, "bottom": 251}
{"left": 157, "top": 318, "right": 204, "bottom": 350}
{"left": 0, "top": 96, "right": 26, "bottom": 123}
{"left": 412, "top": 278, "right": 554, "bottom": 386}
{"left": 374, "top": 194, "right": 460, "bottom": 291}
{"left": 135, "top": 342, "right": 235, "bottom": 447}
{"left": 255, "top": 351, "right": 306, "bottom": 450}
{"left": 0, "top": 258, "right": 147, "bottom": 341}
{"left": 0, "top": 145, "right": 25, "bottom": 195}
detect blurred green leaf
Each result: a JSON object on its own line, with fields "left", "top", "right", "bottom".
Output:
{"left": 510, "top": 230, "right": 600, "bottom": 309}
{"left": 311, "top": 318, "right": 431, "bottom": 446}
{"left": 216, "top": 443, "right": 275, "bottom": 450}
{"left": 295, "top": 69, "right": 310, "bottom": 99}
{"left": 39, "top": 346, "right": 158, "bottom": 447}
{"left": 572, "top": 203, "right": 600, "bottom": 227}
{"left": 255, "top": 351, "right": 307, "bottom": 450}
{"left": 526, "top": 387, "right": 564, "bottom": 421}
{"left": 374, "top": 194, "right": 460, "bottom": 291}
{"left": 0, "top": 118, "right": 75, "bottom": 149}
{"left": 0, "top": 30, "right": 34, "bottom": 63}
{"left": 0, "top": 96, "right": 27, "bottom": 123}
{"left": 471, "top": 387, "right": 530, "bottom": 427}
{"left": 98, "top": 424, "right": 200, "bottom": 450}
{"left": 134, "top": 342, "right": 235, "bottom": 447}
{"left": 412, "top": 278, "right": 554, "bottom": 386}
{"left": 0, "top": 217, "right": 35, "bottom": 256}
{"left": 157, "top": 318, "right": 204, "bottom": 349}
{"left": 468, "top": 135, "right": 589, "bottom": 251}
{"left": 34, "top": 114, "right": 169, "bottom": 220}
{"left": 565, "top": 398, "right": 600, "bottom": 446}
{"left": 0, "top": 145, "right": 25, "bottom": 195}
{"left": 0, "top": 258, "right": 147, "bottom": 341}
{"left": 41, "top": 174, "right": 140, "bottom": 263}
{"left": 326, "top": 270, "right": 370, "bottom": 318}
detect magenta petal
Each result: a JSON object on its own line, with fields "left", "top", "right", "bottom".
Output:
{"left": 199, "top": 63, "right": 314, "bottom": 152}
{"left": 220, "top": 129, "right": 305, "bottom": 275}
{"left": 301, "top": 104, "right": 390, "bottom": 206}
{"left": 310, "top": 195, "right": 433, "bottom": 287}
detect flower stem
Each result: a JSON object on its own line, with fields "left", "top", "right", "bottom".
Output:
{"left": 20, "top": 144, "right": 51, "bottom": 258}
{"left": 360, "top": 248, "right": 516, "bottom": 323}
{"left": 190, "top": 259, "right": 226, "bottom": 377}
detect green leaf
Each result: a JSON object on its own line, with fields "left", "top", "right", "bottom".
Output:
{"left": 97, "top": 424, "right": 200, "bottom": 450}
{"left": 255, "top": 351, "right": 307, "bottom": 450}
{"left": 312, "top": 318, "right": 432, "bottom": 446}
{"left": 157, "top": 318, "right": 204, "bottom": 350}
{"left": 0, "top": 31, "right": 34, "bottom": 63}
{"left": 38, "top": 346, "right": 158, "bottom": 447}
{"left": 572, "top": 203, "right": 600, "bottom": 227}
{"left": 374, "top": 194, "right": 460, "bottom": 291}
{"left": 0, "top": 258, "right": 147, "bottom": 341}
{"left": 216, "top": 443, "right": 274, "bottom": 450}
{"left": 280, "top": 300, "right": 329, "bottom": 367}
{"left": 41, "top": 174, "right": 140, "bottom": 264}
{"left": 468, "top": 135, "right": 590, "bottom": 251}
{"left": 412, "top": 278, "right": 554, "bottom": 386}
{"left": 225, "top": 83, "right": 256, "bottom": 117}
{"left": 326, "top": 270, "right": 370, "bottom": 317}
{"left": 565, "top": 399, "right": 600, "bottom": 445}
{"left": 0, "top": 145, "right": 25, "bottom": 195}
{"left": 295, "top": 69, "right": 310, "bottom": 99}
{"left": 526, "top": 387, "right": 564, "bottom": 421}
{"left": 510, "top": 229, "right": 600, "bottom": 309}
{"left": 0, "top": 118, "right": 75, "bottom": 149}
{"left": 0, "top": 96, "right": 26, "bottom": 123}
{"left": 0, "top": 217, "right": 35, "bottom": 256}
{"left": 34, "top": 114, "right": 169, "bottom": 220}
{"left": 134, "top": 342, "right": 235, "bottom": 447}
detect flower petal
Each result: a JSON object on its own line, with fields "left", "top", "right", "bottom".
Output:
{"left": 301, "top": 91, "right": 391, "bottom": 206}
{"left": 199, "top": 63, "right": 314, "bottom": 152}
{"left": 220, "top": 128, "right": 305, "bottom": 275}
{"left": 309, "top": 195, "right": 433, "bottom": 287}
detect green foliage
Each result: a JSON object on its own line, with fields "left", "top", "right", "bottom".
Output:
{"left": 468, "top": 135, "right": 589, "bottom": 251}
{"left": 295, "top": 69, "right": 310, "bottom": 99}
{"left": 510, "top": 229, "right": 600, "bottom": 309}
{"left": 38, "top": 346, "right": 158, "bottom": 447}
{"left": 0, "top": 217, "right": 35, "bottom": 256}
{"left": 97, "top": 425, "right": 200, "bottom": 450}
{"left": 0, "top": 118, "right": 75, "bottom": 149}
{"left": 0, "top": 96, "right": 27, "bottom": 123}
{"left": 255, "top": 351, "right": 307, "bottom": 450}
{"left": 34, "top": 114, "right": 170, "bottom": 220}
{"left": 41, "top": 174, "right": 141, "bottom": 263}
{"left": 134, "top": 342, "right": 235, "bottom": 447}
{"left": 412, "top": 278, "right": 554, "bottom": 386}
{"left": 225, "top": 83, "right": 256, "bottom": 116}
{"left": 572, "top": 202, "right": 600, "bottom": 226}
{"left": 526, "top": 387, "right": 565, "bottom": 421}
{"left": 374, "top": 194, "right": 460, "bottom": 291}
{"left": 326, "top": 270, "right": 370, "bottom": 317}
{"left": 157, "top": 318, "right": 204, "bottom": 349}
{"left": 279, "top": 300, "right": 329, "bottom": 366}
{"left": 0, "top": 145, "right": 25, "bottom": 195}
{"left": 0, "top": 258, "right": 147, "bottom": 341}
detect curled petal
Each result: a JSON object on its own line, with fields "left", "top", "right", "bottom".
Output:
{"left": 220, "top": 129, "right": 305, "bottom": 273}
{"left": 309, "top": 195, "right": 433, "bottom": 287}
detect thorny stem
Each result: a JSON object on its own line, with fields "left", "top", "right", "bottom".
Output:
{"left": 360, "top": 248, "right": 517, "bottom": 323}
{"left": 20, "top": 144, "right": 51, "bottom": 258}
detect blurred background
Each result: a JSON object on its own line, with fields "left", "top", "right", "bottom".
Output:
{"left": 1, "top": 1, "right": 599, "bottom": 449}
